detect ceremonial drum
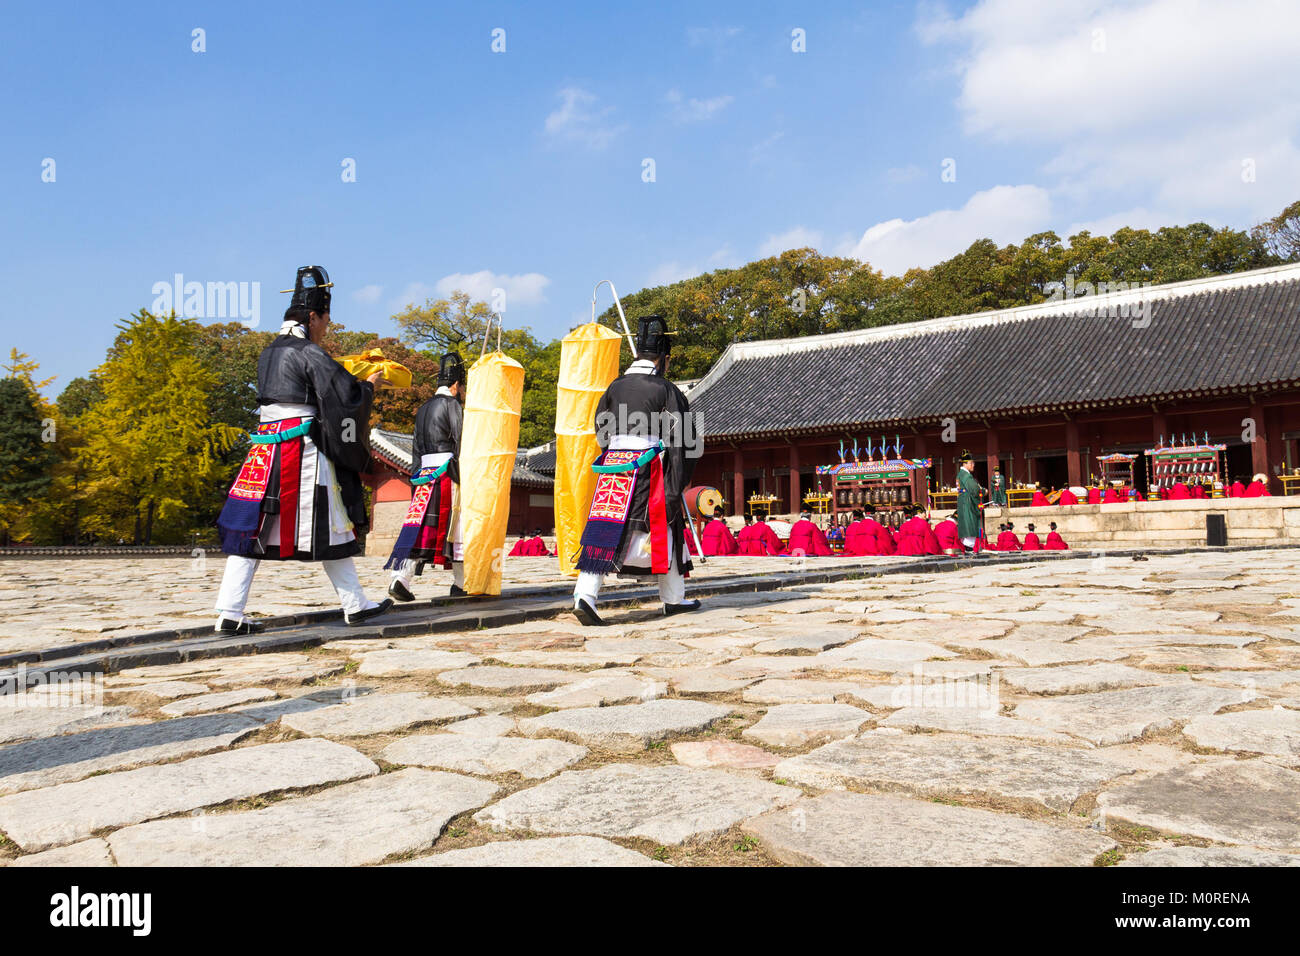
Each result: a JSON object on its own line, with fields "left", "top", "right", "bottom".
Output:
{"left": 684, "top": 485, "right": 725, "bottom": 520}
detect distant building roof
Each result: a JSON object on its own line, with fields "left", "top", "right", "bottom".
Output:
{"left": 688, "top": 262, "right": 1300, "bottom": 441}
{"left": 369, "top": 428, "right": 554, "bottom": 490}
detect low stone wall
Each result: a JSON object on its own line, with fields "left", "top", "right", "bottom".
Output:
{"left": 1000, "top": 496, "right": 1300, "bottom": 549}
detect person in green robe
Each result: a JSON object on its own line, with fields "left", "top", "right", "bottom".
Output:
{"left": 956, "top": 452, "right": 986, "bottom": 551}
{"left": 990, "top": 466, "right": 1007, "bottom": 507}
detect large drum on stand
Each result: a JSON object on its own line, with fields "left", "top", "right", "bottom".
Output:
{"left": 684, "top": 485, "right": 725, "bottom": 521}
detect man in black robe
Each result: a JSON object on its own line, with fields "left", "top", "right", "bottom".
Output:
{"left": 572, "top": 315, "right": 701, "bottom": 626}
{"left": 215, "top": 266, "right": 392, "bottom": 631}
{"left": 385, "top": 352, "right": 466, "bottom": 600}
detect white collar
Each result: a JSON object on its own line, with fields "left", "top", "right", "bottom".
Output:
{"left": 435, "top": 385, "right": 455, "bottom": 398}
{"left": 279, "top": 320, "right": 307, "bottom": 339}
{"left": 627, "top": 359, "right": 657, "bottom": 376}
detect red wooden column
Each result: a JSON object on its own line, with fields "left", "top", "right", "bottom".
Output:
{"left": 1066, "top": 419, "right": 1082, "bottom": 486}
{"left": 985, "top": 427, "right": 1000, "bottom": 483}
{"left": 732, "top": 448, "right": 744, "bottom": 518}
{"left": 788, "top": 443, "right": 800, "bottom": 518}
{"left": 1250, "top": 401, "right": 1270, "bottom": 486}
{"left": 1152, "top": 410, "right": 1168, "bottom": 444}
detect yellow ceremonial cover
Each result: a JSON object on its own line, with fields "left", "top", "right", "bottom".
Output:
{"left": 459, "top": 350, "right": 525, "bottom": 595}
{"left": 339, "top": 348, "right": 413, "bottom": 388}
{"left": 553, "top": 323, "right": 622, "bottom": 576}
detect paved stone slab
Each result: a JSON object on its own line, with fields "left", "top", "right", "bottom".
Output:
{"left": 108, "top": 768, "right": 498, "bottom": 866}
{"left": 776, "top": 733, "right": 1132, "bottom": 811}
{"left": 639, "top": 667, "right": 756, "bottom": 695}
{"left": 114, "top": 652, "right": 343, "bottom": 688}
{"left": 752, "top": 627, "right": 858, "bottom": 655}
{"left": 444, "top": 714, "right": 517, "bottom": 737}
{"left": 980, "top": 639, "right": 1130, "bottom": 667}
{"left": 525, "top": 673, "right": 665, "bottom": 709}
{"left": 492, "top": 650, "right": 642, "bottom": 668}
{"left": 583, "top": 637, "right": 692, "bottom": 657}
{"left": 998, "top": 663, "right": 1180, "bottom": 695}
{"left": 399, "top": 835, "right": 666, "bottom": 867}
{"left": 744, "top": 791, "right": 1115, "bottom": 866}
{"left": 437, "top": 666, "right": 584, "bottom": 694}
{"left": 811, "top": 638, "right": 957, "bottom": 672}
{"left": 474, "top": 764, "right": 799, "bottom": 844}
{"left": 0, "top": 704, "right": 136, "bottom": 746}
{"left": 518, "top": 699, "right": 731, "bottom": 753}
{"left": 742, "top": 679, "right": 873, "bottom": 705}
{"left": 1136, "top": 647, "right": 1263, "bottom": 670}
{"left": 881, "top": 707, "right": 1076, "bottom": 742}
{"left": 356, "top": 649, "right": 481, "bottom": 676}
{"left": 280, "top": 692, "right": 476, "bottom": 738}
{"left": 0, "top": 713, "right": 261, "bottom": 795}
{"left": 670, "top": 740, "right": 781, "bottom": 770}
{"left": 380, "top": 734, "right": 588, "bottom": 779}
{"left": 1118, "top": 845, "right": 1300, "bottom": 867}
{"left": 1193, "top": 670, "right": 1300, "bottom": 691}
{"left": 0, "top": 738, "right": 377, "bottom": 851}
{"left": 742, "top": 703, "right": 873, "bottom": 748}
{"left": 106, "top": 681, "right": 210, "bottom": 699}
{"left": 1099, "top": 760, "right": 1300, "bottom": 848}
{"left": 11, "top": 838, "right": 114, "bottom": 867}
{"left": 159, "top": 687, "right": 276, "bottom": 717}
{"left": 879, "top": 620, "right": 1014, "bottom": 642}
{"left": 1014, "top": 684, "right": 1243, "bottom": 745}
{"left": 1182, "top": 708, "right": 1300, "bottom": 758}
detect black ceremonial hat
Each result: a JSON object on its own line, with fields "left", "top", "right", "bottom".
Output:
{"left": 635, "top": 314, "right": 674, "bottom": 356}
{"left": 437, "top": 351, "right": 466, "bottom": 387}
{"left": 282, "top": 266, "right": 333, "bottom": 315}
{"left": 959, "top": 450, "right": 974, "bottom": 463}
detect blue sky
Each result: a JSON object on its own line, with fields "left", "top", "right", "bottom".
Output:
{"left": 3, "top": 0, "right": 1298, "bottom": 396}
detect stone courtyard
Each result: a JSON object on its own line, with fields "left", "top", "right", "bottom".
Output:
{"left": 2, "top": 548, "right": 1300, "bottom": 867}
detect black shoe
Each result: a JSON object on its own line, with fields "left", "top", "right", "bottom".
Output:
{"left": 573, "top": 598, "right": 607, "bottom": 627}
{"left": 345, "top": 599, "right": 393, "bottom": 627}
{"left": 388, "top": 580, "right": 415, "bottom": 602}
{"left": 449, "top": 584, "right": 468, "bottom": 597}
{"left": 663, "top": 600, "right": 701, "bottom": 617}
{"left": 216, "top": 618, "right": 263, "bottom": 635}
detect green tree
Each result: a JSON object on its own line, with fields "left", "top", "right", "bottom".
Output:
{"left": 1252, "top": 199, "right": 1300, "bottom": 262}
{"left": 75, "top": 311, "right": 243, "bottom": 544}
{"left": 0, "top": 376, "right": 57, "bottom": 544}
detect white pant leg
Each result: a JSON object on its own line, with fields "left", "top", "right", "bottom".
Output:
{"left": 452, "top": 561, "right": 465, "bottom": 590}
{"left": 658, "top": 565, "right": 686, "bottom": 605}
{"left": 389, "top": 559, "right": 417, "bottom": 589}
{"left": 215, "top": 555, "right": 259, "bottom": 623}
{"left": 961, "top": 537, "right": 976, "bottom": 548}
{"left": 574, "top": 571, "right": 603, "bottom": 607}
{"left": 323, "top": 558, "right": 375, "bottom": 615}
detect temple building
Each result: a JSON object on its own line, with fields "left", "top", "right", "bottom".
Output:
{"left": 684, "top": 262, "right": 1300, "bottom": 517}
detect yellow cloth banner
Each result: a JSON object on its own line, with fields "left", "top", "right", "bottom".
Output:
{"left": 339, "top": 348, "right": 413, "bottom": 388}
{"left": 460, "top": 351, "right": 524, "bottom": 595}
{"left": 554, "top": 323, "right": 623, "bottom": 577}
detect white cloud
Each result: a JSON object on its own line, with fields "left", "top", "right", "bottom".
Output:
{"left": 435, "top": 270, "right": 550, "bottom": 309}
{"left": 544, "top": 87, "right": 624, "bottom": 150}
{"left": 665, "top": 89, "right": 734, "bottom": 123}
{"left": 352, "top": 284, "right": 382, "bottom": 305}
{"left": 391, "top": 282, "right": 436, "bottom": 311}
{"left": 919, "top": 0, "right": 1300, "bottom": 221}
{"left": 758, "top": 227, "right": 826, "bottom": 258}
{"left": 845, "top": 184, "right": 1052, "bottom": 275}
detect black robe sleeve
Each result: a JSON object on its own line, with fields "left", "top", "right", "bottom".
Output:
{"left": 305, "top": 344, "right": 374, "bottom": 530}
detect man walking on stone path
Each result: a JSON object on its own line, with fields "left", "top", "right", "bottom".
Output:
{"left": 385, "top": 352, "right": 468, "bottom": 601}
{"left": 214, "top": 266, "right": 393, "bottom": 632}
{"left": 956, "top": 452, "right": 986, "bottom": 554}
{"left": 572, "top": 315, "right": 701, "bottom": 626}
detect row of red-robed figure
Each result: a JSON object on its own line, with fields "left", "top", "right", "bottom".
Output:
{"left": 1026, "top": 478, "right": 1270, "bottom": 507}
{"left": 989, "top": 522, "right": 1070, "bottom": 551}
{"left": 506, "top": 533, "right": 552, "bottom": 557}
{"left": 688, "top": 514, "right": 1069, "bottom": 557}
